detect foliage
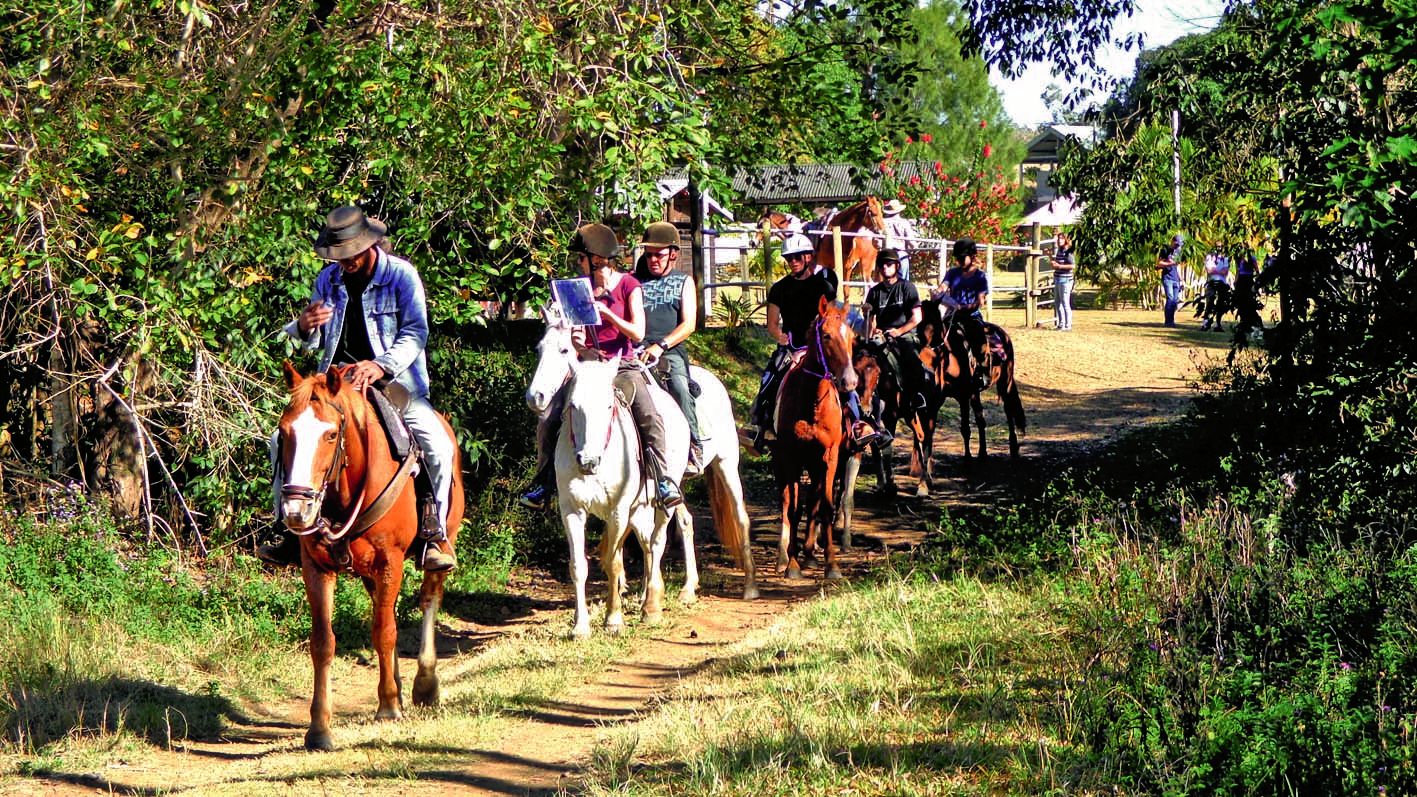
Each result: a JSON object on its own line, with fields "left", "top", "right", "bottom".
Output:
{"left": 878, "top": 122, "right": 1022, "bottom": 242}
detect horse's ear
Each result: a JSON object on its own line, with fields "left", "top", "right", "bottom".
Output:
{"left": 325, "top": 365, "right": 344, "bottom": 395}
{"left": 282, "top": 361, "right": 303, "bottom": 390}
{"left": 541, "top": 303, "right": 555, "bottom": 325}
{"left": 818, "top": 295, "right": 830, "bottom": 315}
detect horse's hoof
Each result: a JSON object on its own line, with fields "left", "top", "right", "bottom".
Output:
{"left": 304, "top": 729, "right": 335, "bottom": 752}
{"left": 916, "top": 483, "right": 930, "bottom": 498}
{"left": 411, "top": 675, "right": 440, "bottom": 707}
{"left": 742, "top": 585, "right": 760, "bottom": 601}
{"left": 570, "top": 624, "right": 592, "bottom": 640}
{"left": 679, "top": 589, "right": 698, "bottom": 606}
{"left": 604, "top": 621, "right": 626, "bottom": 636}
{"left": 786, "top": 565, "right": 804, "bottom": 580}
{"left": 642, "top": 610, "right": 664, "bottom": 626}
{"left": 839, "top": 543, "right": 853, "bottom": 555}
{"left": 775, "top": 554, "right": 789, "bottom": 570}
{"left": 374, "top": 706, "right": 402, "bottom": 722}
{"left": 826, "top": 567, "right": 844, "bottom": 580}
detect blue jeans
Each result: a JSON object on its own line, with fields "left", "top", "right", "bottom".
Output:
{"left": 1162, "top": 279, "right": 1183, "bottom": 326}
{"left": 1053, "top": 274, "right": 1074, "bottom": 329}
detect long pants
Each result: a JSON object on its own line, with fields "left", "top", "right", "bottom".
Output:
{"left": 1053, "top": 274, "right": 1074, "bottom": 329}
{"left": 1235, "top": 275, "right": 1262, "bottom": 329}
{"left": 271, "top": 394, "right": 454, "bottom": 537}
{"left": 1162, "top": 279, "right": 1183, "bottom": 326}
{"left": 534, "top": 367, "right": 668, "bottom": 487}
{"left": 658, "top": 347, "right": 702, "bottom": 441}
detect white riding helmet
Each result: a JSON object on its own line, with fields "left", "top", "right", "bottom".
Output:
{"left": 781, "top": 234, "right": 814, "bottom": 258}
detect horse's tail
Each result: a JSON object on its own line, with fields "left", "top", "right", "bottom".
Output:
{"left": 705, "top": 460, "right": 749, "bottom": 570}
{"left": 998, "top": 336, "right": 1027, "bottom": 434}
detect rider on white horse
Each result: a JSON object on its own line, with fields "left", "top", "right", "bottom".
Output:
{"left": 634, "top": 221, "right": 705, "bottom": 471}
{"left": 520, "top": 223, "right": 683, "bottom": 510}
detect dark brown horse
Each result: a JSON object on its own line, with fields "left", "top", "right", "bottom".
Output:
{"left": 277, "top": 363, "right": 463, "bottom": 751}
{"left": 772, "top": 298, "right": 857, "bottom": 580}
{"left": 933, "top": 305, "right": 1027, "bottom": 462}
{"left": 813, "top": 197, "right": 886, "bottom": 283}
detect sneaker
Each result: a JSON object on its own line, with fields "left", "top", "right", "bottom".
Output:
{"left": 421, "top": 541, "right": 457, "bottom": 572}
{"left": 256, "top": 526, "right": 302, "bottom": 568}
{"left": 851, "top": 421, "right": 888, "bottom": 452}
{"left": 656, "top": 478, "right": 684, "bottom": 507}
{"left": 519, "top": 484, "right": 550, "bottom": 509}
{"left": 1201, "top": 320, "right": 1212, "bottom": 331}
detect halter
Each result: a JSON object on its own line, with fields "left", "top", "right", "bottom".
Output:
{"left": 798, "top": 316, "right": 836, "bottom": 382}
{"left": 280, "top": 397, "right": 349, "bottom": 531}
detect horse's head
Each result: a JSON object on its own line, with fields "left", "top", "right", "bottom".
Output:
{"left": 565, "top": 358, "right": 620, "bottom": 475}
{"left": 864, "top": 196, "right": 886, "bottom": 234}
{"left": 817, "top": 296, "right": 859, "bottom": 393}
{"left": 527, "top": 302, "right": 578, "bottom": 414}
{"left": 277, "top": 362, "right": 352, "bottom": 532}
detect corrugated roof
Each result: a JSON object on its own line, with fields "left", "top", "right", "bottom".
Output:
{"left": 660, "top": 161, "right": 950, "bottom": 207}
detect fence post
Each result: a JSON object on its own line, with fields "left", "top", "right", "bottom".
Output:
{"left": 760, "top": 220, "right": 772, "bottom": 312}
{"left": 689, "top": 176, "right": 707, "bottom": 330}
{"left": 832, "top": 227, "right": 845, "bottom": 299}
{"left": 985, "top": 244, "right": 995, "bottom": 321}
{"left": 1026, "top": 223, "right": 1042, "bottom": 327}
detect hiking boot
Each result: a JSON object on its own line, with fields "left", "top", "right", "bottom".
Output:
{"left": 519, "top": 484, "right": 550, "bottom": 510}
{"left": 851, "top": 421, "right": 888, "bottom": 452}
{"left": 685, "top": 439, "right": 705, "bottom": 477}
{"left": 752, "top": 426, "right": 774, "bottom": 455}
{"left": 420, "top": 540, "right": 457, "bottom": 572}
{"left": 256, "top": 525, "right": 301, "bottom": 568}
{"left": 1201, "top": 320, "right": 1212, "bottom": 331}
{"left": 656, "top": 478, "right": 684, "bottom": 508}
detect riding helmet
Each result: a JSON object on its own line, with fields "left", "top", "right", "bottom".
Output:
{"left": 878, "top": 248, "right": 902, "bottom": 264}
{"left": 641, "top": 221, "right": 681, "bottom": 250}
{"left": 568, "top": 223, "right": 622, "bottom": 259}
{"left": 953, "top": 238, "right": 978, "bottom": 259}
{"left": 781, "top": 234, "right": 814, "bottom": 258}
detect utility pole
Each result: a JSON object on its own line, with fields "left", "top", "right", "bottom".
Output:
{"left": 1172, "top": 109, "right": 1182, "bottom": 219}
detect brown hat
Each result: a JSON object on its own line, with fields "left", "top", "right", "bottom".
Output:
{"left": 314, "top": 206, "right": 386, "bottom": 261}
{"left": 878, "top": 248, "right": 902, "bottom": 264}
{"left": 568, "top": 223, "right": 622, "bottom": 259}
{"left": 640, "top": 221, "right": 681, "bottom": 251}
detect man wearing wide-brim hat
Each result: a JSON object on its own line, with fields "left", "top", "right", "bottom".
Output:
{"left": 880, "top": 198, "right": 919, "bottom": 281}
{"left": 259, "top": 205, "right": 458, "bottom": 573}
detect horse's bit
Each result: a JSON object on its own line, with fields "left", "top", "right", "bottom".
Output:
{"left": 281, "top": 398, "right": 349, "bottom": 536}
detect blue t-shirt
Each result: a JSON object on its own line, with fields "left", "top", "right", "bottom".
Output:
{"left": 943, "top": 267, "right": 989, "bottom": 317}
{"left": 1157, "top": 244, "right": 1181, "bottom": 284}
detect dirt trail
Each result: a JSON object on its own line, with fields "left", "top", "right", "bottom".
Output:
{"left": 21, "top": 309, "right": 1225, "bottom": 796}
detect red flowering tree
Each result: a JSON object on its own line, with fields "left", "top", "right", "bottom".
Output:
{"left": 880, "top": 122, "right": 1021, "bottom": 244}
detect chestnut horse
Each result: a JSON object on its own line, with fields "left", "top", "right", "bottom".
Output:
{"left": 812, "top": 197, "right": 886, "bottom": 284}
{"left": 772, "top": 297, "right": 858, "bottom": 580}
{"left": 757, "top": 209, "right": 803, "bottom": 242}
{"left": 277, "top": 363, "right": 463, "bottom": 751}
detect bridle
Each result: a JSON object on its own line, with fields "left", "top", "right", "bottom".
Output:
{"left": 281, "top": 397, "right": 350, "bottom": 536}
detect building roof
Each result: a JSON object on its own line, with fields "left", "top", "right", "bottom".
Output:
{"left": 1022, "top": 125, "right": 1100, "bottom": 165}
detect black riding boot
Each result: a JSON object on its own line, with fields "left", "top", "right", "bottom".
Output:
{"left": 256, "top": 522, "right": 301, "bottom": 567}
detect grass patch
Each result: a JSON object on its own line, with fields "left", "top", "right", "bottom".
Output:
{"left": 580, "top": 568, "right": 1102, "bottom": 796}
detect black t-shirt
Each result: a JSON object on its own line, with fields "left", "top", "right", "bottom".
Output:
{"left": 333, "top": 270, "right": 376, "bottom": 365}
{"left": 865, "top": 279, "right": 920, "bottom": 332}
{"left": 767, "top": 269, "right": 838, "bottom": 348}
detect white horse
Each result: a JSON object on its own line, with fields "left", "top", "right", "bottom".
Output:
{"left": 557, "top": 358, "right": 688, "bottom": 637}
{"left": 527, "top": 306, "right": 758, "bottom": 608}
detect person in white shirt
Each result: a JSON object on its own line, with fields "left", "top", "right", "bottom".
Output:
{"left": 880, "top": 199, "right": 919, "bottom": 281}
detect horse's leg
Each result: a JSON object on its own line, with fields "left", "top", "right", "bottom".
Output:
{"left": 820, "top": 449, "right": 843, "bottom": 580}
{"left": 564, "top": 507, "right": 592, "bottom": 639}
{"left": 973, "top": 390, "right": 988, "bottom": 461}
{"left": 370, "top": 561, "right": 405, "bottom": 721}
{"left": 781, "top": 475, "right": 805, "bottom": 579}
{"left": 411, "top": 570, "right": 446, "bottom": 707}
{"left": 675, "top": 505, "right": 699, "bottom": 605}
{"left": 958, "top": 396, "right": 973, "bottom": 462}
{"left": 922, "top": 409, "right": 938, "bottom": 491}
{"left": 602, "top": 513, "right": 631, "bottom": 635}
{"left": 638, "top": 506, "right": 669, "bottom": 624}
{"left": 913, "top": 409, "right": 932, "bottom": 497}
{"left": 800, "top": 474, "right": 820, "bottom": 566}
{"left": 837, "top": 452, "right": 861, "bottom": 553}
{"left": 302, "top": 564, "right": 337, "bottom": 751}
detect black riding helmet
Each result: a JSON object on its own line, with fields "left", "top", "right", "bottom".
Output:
{"left": 953, "top": 238, "right": 978, "bottom": 259}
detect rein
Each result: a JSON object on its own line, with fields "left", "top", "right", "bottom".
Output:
{"left": 798, "top": 317, "right": 835, "bottom": 382}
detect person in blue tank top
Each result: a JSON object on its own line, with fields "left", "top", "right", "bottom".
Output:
{"left": 634, "top": 221, "right": 706, "bottom": 471}
{"left": 933, "top": 238, "right": 991, "bottom": 388}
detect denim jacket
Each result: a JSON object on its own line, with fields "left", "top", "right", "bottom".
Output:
{"left": 284, "top": 249, "right": 431, "bottom": 399}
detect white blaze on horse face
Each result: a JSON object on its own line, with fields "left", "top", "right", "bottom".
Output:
{"left": 286, "top": 405, "right": 336, "bottom": 490}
